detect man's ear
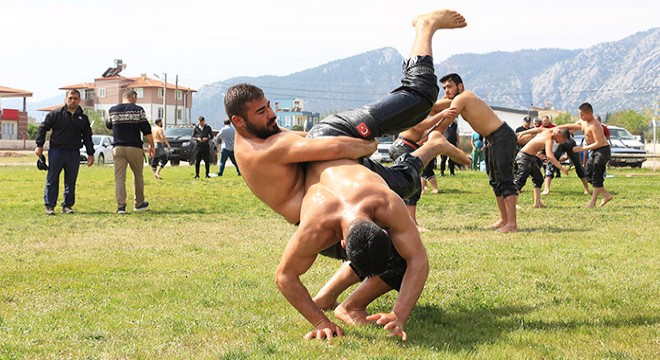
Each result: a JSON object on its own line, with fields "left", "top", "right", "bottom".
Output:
{"left": 340, "top": 239, "right": 347, "bottom": 249}
{"left": 458, "top": 83, "right": 465, "bottom": 92}
{"left": 231, "top": 115, "right": 245, "bottom": 129}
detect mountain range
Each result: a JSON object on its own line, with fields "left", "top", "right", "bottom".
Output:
{"left": 193, "top": 27, "right": 659, "bottom": 128}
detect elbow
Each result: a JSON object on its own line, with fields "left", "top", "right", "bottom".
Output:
{"left": 274, "top": 269, "right": 288, "bottom": 292}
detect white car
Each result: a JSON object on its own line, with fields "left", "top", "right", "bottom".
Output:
{"left": 80, "top": 135, "right": 114, "bottom": 165}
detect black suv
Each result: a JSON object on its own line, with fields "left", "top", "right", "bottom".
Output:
{"left": 164, "top": 127, "right": 218, "bottom": 166}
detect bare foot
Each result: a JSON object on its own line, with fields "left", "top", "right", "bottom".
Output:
{"left": 312, "top": 295, "right": 340, "bottom": 311}
{"left": 413, "top": 9, "right": 467, "bottom": 30}
{"left": 417, "top": 225, "right": 429, "bottom": 233}
{"left": 540, "top": 189, "right": 549, "bottom": 195}
{"left": 532, "top": 203, "right": 547, "bottom": 208}
{"left": 431, "top": 189, "right": 439, "bottom": 194}
{"left": 497, "top": 225, "right": 519, "bottom": 233}
{"left": 585, "top": 201, "right": 596, "bottom": 208}
{"left": 334, "top": 304, "right": 370, "bottom": 325}
{"left": 583, "top": 190, "right": 590, "bottom": 195}
{"left": 486, "top": 220, "right": 506, "bottom": 230}
{"left": 154, "top": 174, "right": 162, "bottom": 180}
{"left": 600, "top": 194, "right": 613, "bottom": 207}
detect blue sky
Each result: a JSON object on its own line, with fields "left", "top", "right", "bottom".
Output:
{"left": 2, "top": 0, "right": 658, "bottom": 103}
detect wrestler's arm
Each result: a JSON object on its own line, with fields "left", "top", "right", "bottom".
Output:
{"left": 545, "top": 137, "right": 568, "bottom": 174}
{"left": 557, "top": 123, "right": 582, "bottom": 132}
{"left": 428, "top": 97, "right": 452, "bottom": 116}
{"left": 573, "top": 122, "right": 608, "bottom": 152}
{"left": 275, "top": 227, "right": 344, "bottom": 340}
{"left": 366, "top": 198, "right": 429, "bottom": 341}
{"left": 275, "top": 133, "right": 377, "bottom": 164}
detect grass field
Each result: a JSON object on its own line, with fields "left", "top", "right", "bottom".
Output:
{"left": 0, "top": 160, "right": 658, "bottom": 359}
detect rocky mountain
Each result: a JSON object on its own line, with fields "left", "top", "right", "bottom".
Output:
{"left": 193, "top": 28, "right": 659, "bottom": 128}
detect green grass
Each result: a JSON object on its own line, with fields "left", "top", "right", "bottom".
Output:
{"left": 0, "top": 163, "right": 658, "bottom": 359}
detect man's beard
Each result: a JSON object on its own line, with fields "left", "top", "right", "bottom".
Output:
{"left": 245, "top": 116, "right": 281, "bottom": 139}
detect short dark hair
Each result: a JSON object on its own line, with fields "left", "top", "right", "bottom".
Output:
{"left": 579, "top": 102, "right": 593, "bottom": 113}
{"left": 557, "top": 128, "right": 570, "bottom": 139}
{"left": 198, "top": 116, "right": 205, "bottom": 122}
{"left": 345, "top": 220, "right": 391, "bottom": 277}
{"left": 439, "top": 73, "right": 463, "bottom": 85}
{"left": 123, "top": 89, "right": 137, "bottom": 98}
{"left": 224, "top": 118, "right": 231, "bottom": 125}
{"left": 65, "top": 89, "right": 81, "bottom": 97}
{"left": 154, "top": 118, "right": 162, "bottom": 125}
{"left": 224, "top": 83, "right": 265, "bottom": 122}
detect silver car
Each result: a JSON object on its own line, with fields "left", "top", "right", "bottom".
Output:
{"left": 80, "top": 135, "right": 114, "bottom": 165}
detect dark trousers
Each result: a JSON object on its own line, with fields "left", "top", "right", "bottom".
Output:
{"left": 44, "top": 148, "right": 80, "bottom": 208}
{"left": 195, "top": 144, "right": 210, "bottom": 176}
{"left": 439, "top": 154, "right": 455, "bottom": 175}
{"left": 218, "top": 149, "right": 240, "bottom": 176}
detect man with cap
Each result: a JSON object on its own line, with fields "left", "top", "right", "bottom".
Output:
{"left": 515, "top": 116, "right": 532, "bottom": 134}
{"left": 193, "top": 116, "right": 213, "bottom": 178}
{"left": 35, "top": 89, "right": 94, "bottom": 215}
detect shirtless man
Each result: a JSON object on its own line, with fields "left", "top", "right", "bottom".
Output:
{"left": 434, "top": 73, "right": 520, "bottom": 232}
{"left": 225, "top": 9, "right": 468, "bottom": 340}
{"left": 514, "top": 128, "right": 570, "bottom": 208}
{"left": 558, "top": 103, "right": 613, "bottom": 207}
{"left": 150, "top": 118, "right": 170, "bottom": 180}
{"left": 226, "top": 9, "right": 467, "bottom": 225}
{"left": 387, "top": 99, "right": 468, "bottom": 229}
{"left": 277, "top": 131, "right": 451, "bottom": 341}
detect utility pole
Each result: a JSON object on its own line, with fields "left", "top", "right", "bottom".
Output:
{"left": 174, "top": 75, "right": 179, "bottom": 127}
{"left": 163, "top": 73, "right": 167, "bottom": 128}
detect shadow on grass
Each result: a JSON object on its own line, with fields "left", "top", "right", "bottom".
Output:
{"left": 404, "top": 304, "right": 660, "bottom": 353}
{"left": 404, "top": 303, "right": 533, "bottom": 352}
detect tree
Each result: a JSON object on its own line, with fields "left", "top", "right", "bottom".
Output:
{"left": 85, "top": 109, "right": 112, "bottom": 136}
{"left": 553, "top": 112, "right": 574, "bottom": 125}
{"left": 607, "top": 110, "right": 651, "bottom": 140}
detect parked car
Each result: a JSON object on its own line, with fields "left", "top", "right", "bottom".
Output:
{"left": 573, "top": 125, "right": 646, "bottom": 168}
{"left": 369, "top": 135, "right": 396, "bottom": 163}
{"left": 164, "top": 127, "right": 218, "bottom": 166}
{"left": 80, "top": 135, "right": 113, "bottom": 165}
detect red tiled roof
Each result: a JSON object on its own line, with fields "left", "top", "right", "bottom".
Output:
{"left": 37, "top": 104, "right": 63, "bottom": 112}
{"left": 0, "top": 86, "right": 33, "bottom": 97}
{"left": 59, "top": 82, "right": 95, "bottom": 90}
{"left": 93, "top": 76, "right": 196, "bottom": 92}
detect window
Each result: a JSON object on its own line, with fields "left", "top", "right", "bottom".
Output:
{"left": 135, "top": 88, "right": 144, "bottom": 98}
{"left": 176, "top": 90, "right": 182, "bottom": 100}
{"left": 98, "top": 88, "right": 106, "bottom": 98}
{"left": 158, "top": 88, "right": 165, "bottom": 98}
{"left": 176, "top": 109, "right": 182, "bottom": 120}
{"left": 158, "top": 108, "right": 164, "bottom": 118}
{"left": 285, "top": 116, "right": 292, "bottom": 127}
{"left": 84, "top": 89, "right": 95, "bottom": 100}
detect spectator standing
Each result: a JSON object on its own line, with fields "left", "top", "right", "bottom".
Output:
{"left": 541, "top": 115, "right": 556, "bottom": 128}
{"left": 515, "top": 116, "right": 532, "bottom": 134}
{"left": 215, "top": 119, "right": 240, "bottom": 176}
{"left": 150, "top": 118, "right": 170, "bottom": 180}
{"left": 439, "top": 119, "right": 458, "bottom": 176}
{"left": 193, "top": 116, "right": 213, "bottom": 178}
{"left": 35, "top": 89, "right": 95, "bottom": 215}
{"left": 470, "top": 131, "right": 484, "bottom": 171}
{"left": 107, "top": 89, "right": 154, "bottom": 214}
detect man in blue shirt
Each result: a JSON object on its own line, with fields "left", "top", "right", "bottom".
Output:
{"left": 215, "top": 119, "right": 240, "bottom": 176}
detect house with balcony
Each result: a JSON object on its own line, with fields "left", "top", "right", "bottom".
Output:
{"left": 55, "top": 60, "right": 196, "bottom": 127}
{"left": 273, "top": 98, "right": 320, "bottom": 131}
{"left": 0, "top": 85, "right": 32, "bottom": 139}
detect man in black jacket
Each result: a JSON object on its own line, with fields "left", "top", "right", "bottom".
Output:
{"left": 107, "top": 89, "right": 154, "bottom": 214}
{"left": 35, "top": 89, "right": 94, "bottom": 215}
{"left": 193, "top": 116, "right": 213, "bottom": 178}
